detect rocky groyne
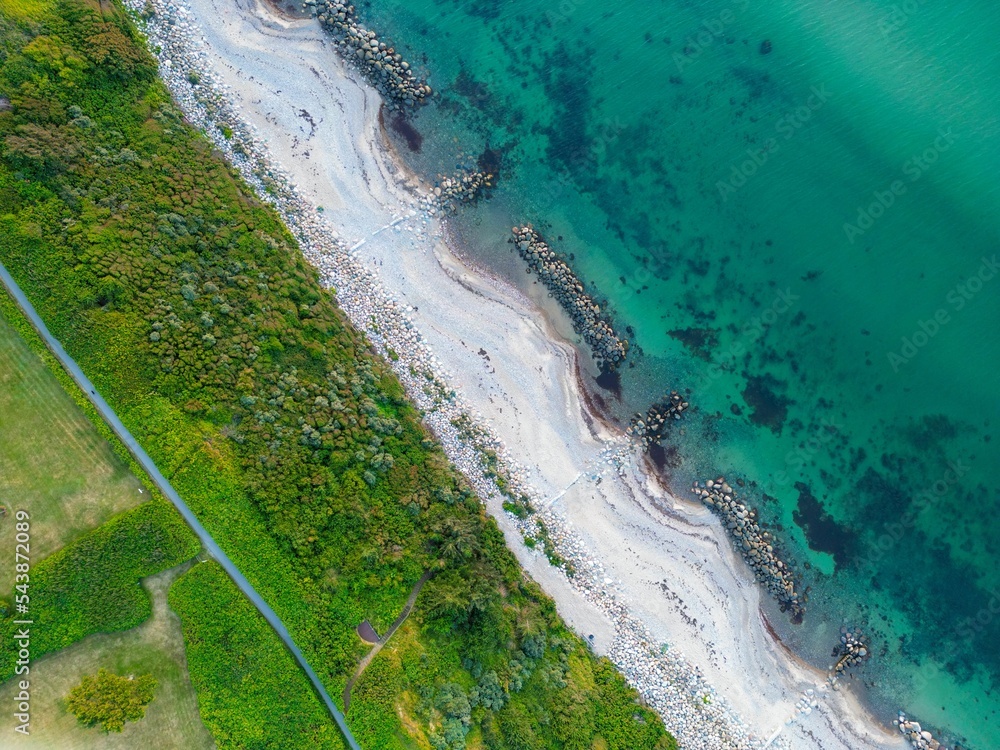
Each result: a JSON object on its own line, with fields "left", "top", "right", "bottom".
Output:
{"left": 308, "top": 0, "right": 431, "bottom": 108}
{"left": 628, "top": 391, "right": 690, "bottom": 448}
{"left": 896, "top": 712, "right": 952, "bottom": 750}
{"left": 833, "top": 626, "right": 870, "bottom": 676}
{"left": 420, "top": 169, "right": 494, "bottom": 214}
{"left": 691, "top": 478, "right": 806, "bottom": 622}
{"left": 510, "top": 226, "right": 629, "bottom": 372}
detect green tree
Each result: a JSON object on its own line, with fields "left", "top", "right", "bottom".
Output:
{"left": 471, "top": 670, "right": 506, "bottom": 711}
{"left": 66, "top": 668, "right": 157, "bottom": 732}
{"left": 429, "top": 514, "right": 479, "bottom": 563}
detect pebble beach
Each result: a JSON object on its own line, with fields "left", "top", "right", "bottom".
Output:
{"left": 119, "top": 0, "right": 937, "bottom": 746}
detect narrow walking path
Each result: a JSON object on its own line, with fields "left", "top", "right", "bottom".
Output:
{"left": 344, "top": 569, "right": 436, "bottom": 711}
{"left": 0, "top": 262, "right": 362, "bottom": 750}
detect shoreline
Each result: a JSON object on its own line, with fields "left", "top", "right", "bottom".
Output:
{"left": 123, "top": 0, "right": 911, "bottom": 747}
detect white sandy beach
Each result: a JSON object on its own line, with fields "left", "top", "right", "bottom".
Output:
{"left": 134, "top": 0, "right": 911, "bottom": 747}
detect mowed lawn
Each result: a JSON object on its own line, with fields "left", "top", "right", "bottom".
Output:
{"left": 0, "top": 306, "right": 146, "bottom": 595}
{"left": 0, "top": 564, "right": 216, "bottom": 749}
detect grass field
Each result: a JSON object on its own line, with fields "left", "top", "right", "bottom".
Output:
{"left": 0, "top": 304, "right": 146, "bottom": 596}
{"left": 0, "top": 563, "right": 216, "bottom": 749}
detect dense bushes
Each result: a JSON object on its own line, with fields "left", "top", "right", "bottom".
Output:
{"left": 169, "top": 561, "right": 346, "bottom": 750}
{"left": 0, "top": 501, "right": 199, "bottom": 680}
{"left": 0, "top": 2, "right": 675, "bottom": 748}
{"left": 66, "top": 668, "right": 158, "bottom": 732}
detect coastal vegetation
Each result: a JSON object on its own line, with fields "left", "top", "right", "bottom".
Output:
{"left": 0, "top": 1, "right": 676, "bottom": 748}
{"left": 169, "top": 560, "right": 347, "bottom": 749}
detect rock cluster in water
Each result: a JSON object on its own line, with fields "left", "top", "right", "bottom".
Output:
{"left": 628, "top": 391, "right": 690, "bottom": 447}
{"left": 895, "top": 712, "right": 951, "bottom": 750}
{"left": 422, "top": 170, "right": 494, "bottom": 214}
{"left": 510, "top": 226, "right": 629, "bottom": 372}
{"left": 691, "top": 478, "right": 806, "bottom": 622}
{"left": 833, "top": 626, "right": 870, "bottom": 675}
{"left": 308, "top": 0, "right": 431, "bottom": 108}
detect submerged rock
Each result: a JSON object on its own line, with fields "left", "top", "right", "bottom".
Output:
{"left": 628, "top": 391, "right": 690, "bottom": 447}
{"left": 896, "top": 711, "right": 952, "bottom": 750}
{"left": 428, "top": 169, "right": 494, "bottom": 213}
{"left": 832, "top": 625, "right": 871, "bottom": 675}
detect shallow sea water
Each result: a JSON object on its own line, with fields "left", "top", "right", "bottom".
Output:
{"left": 361, "top": 0, "right": 1000, "bottom": 745}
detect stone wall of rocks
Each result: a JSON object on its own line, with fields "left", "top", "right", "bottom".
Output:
{"left": 691, "top": 478, "right": 806, "bottom": 622}
{"left": 896, "top": 712, "right": 952, "bottom": 750}
{"left": 309, "top": 0, "right": 431, "bottom": 109}
{"left": 833, "top": 626, "right": 870, "bottom": 675}
{"left": 628, "top": 391, "right": 689, "bottom": 448}
{"left": 510, "top": 225, "right": 629, "bottom": 372}
{"left": 420, "top": 169, "right": 494, "bottom": 214}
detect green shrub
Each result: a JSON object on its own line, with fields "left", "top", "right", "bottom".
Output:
{"left": 66, "top": 668, "right": 157, "bottom": 732}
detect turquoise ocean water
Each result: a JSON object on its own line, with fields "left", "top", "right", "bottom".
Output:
{"left": 361, "top": 0, "right": 1000, "bottom": 745}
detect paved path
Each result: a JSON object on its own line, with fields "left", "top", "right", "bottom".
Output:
{"left": 0, "top": 262, "right": 362, "bottom": 750}
{"left": 344, "top": 569, "right": 435, "bottom": 711}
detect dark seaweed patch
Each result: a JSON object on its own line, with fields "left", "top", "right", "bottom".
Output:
{"left": 730, "top": 65, "right": 774, "bottom": 101}
{"left": 741, "top": 373, "right": 791, "bottom": 434}
{"left": 792, "top": 482, "right": 856, "bottom": 568}
{"left": 854, "top": 467, "right": 911, "bottom": 525}
{"left": 667, "top": 327, "right": 719, "bottom": 361}
{"left": 389, "top": 112, "right": 423, "bottom": 152}
{"left": 903, "top": 413, "right": 959, "bottom": 452}
{"left": 540, "top": 43, "right": 596, "bottom": 172}
{"left": 477, "top": 145, "right": 503, "bottom": 178}
{"left": 648, "top": 442, "right": 682, "bottom": 472}
{"left": 594, "top": 368, "right": 621, "bottom": 397}
{"left": 452, "top": 68, "right": 493, "bottom": 110}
